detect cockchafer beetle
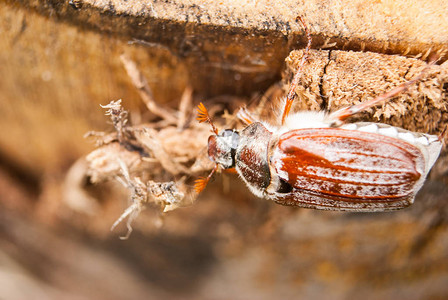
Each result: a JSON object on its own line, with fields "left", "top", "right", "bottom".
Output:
{"left": 194, "top": 17, "right": 443, "bottom": 212}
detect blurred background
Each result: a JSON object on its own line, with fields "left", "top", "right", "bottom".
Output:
{"left": 1, "top": 1, "right": 448, "bottom": 299}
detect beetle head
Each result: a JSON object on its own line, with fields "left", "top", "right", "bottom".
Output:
{"left": 208, "top": 129, "right": 240, "bottom": 169}
{"left": 195, "top": 103, "right": 241, "bottom": 194}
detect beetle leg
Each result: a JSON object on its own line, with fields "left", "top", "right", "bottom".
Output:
{"left": 327, "top": 59, "right": 437, "bottom": 123}
{"left": 281, "top": 16, "right": 312, "bottom": 125}
{"left": 237, "top": 107, "right": 258, "bottom": 125}
{"left": 438, "top": 124, "right": 448, "bottom": 143}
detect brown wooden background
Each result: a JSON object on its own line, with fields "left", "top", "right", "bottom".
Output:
{"left": 1, "top": 1, "right": 447, "bottom": 299}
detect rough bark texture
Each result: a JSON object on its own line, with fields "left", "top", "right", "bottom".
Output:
{"left": 284, "top": 50, "right": 448, "bottom": 133}
{"left": 1, "top": 1, "right": 448, "bottom": 299}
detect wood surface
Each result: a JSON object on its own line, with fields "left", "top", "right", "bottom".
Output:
{"left": 0, "top": 1, "right": 447, "bottom": 299}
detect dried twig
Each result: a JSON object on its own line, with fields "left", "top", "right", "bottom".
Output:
{"left": 100, "top": 100, "right": 129, "bottom": 143}
{"left": 136, "top": 128, "right": 191, "bottom": 175}
{"left": 111, "top": 160, "right": 184, "bottom": 239}
{"left": 177, "top": 86, "right": 193, "bottom": 130}
{"left": 120, "top": 54, "right": 177, "bottom": 124}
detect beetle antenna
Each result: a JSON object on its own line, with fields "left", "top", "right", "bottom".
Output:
{"left": 281, "top": 16, "right": 312, "bottom": 125}
{"left": 194, "top": 164, "right": 219, "bottom": 194}
{"left": 197, "top": 102, "right": 219, "bottom": 135}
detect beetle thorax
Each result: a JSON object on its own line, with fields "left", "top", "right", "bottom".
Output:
{"left": 207, "top": 129, "right": 240, "bottom": 168}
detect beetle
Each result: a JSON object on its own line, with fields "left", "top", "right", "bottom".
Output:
{"left": 194, "top": 17, "right": 443, "bottom": 212}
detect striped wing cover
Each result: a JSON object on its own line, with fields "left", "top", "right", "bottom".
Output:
{"left": 271, "top": 128, "right": 425, "bottom": 211}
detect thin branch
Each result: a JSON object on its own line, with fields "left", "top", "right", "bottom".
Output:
{"left": 120, "top": 54, "right": 177, "bottom": 124}
{"left": 177, "top": 86, "right": 193, "bottom": 130}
